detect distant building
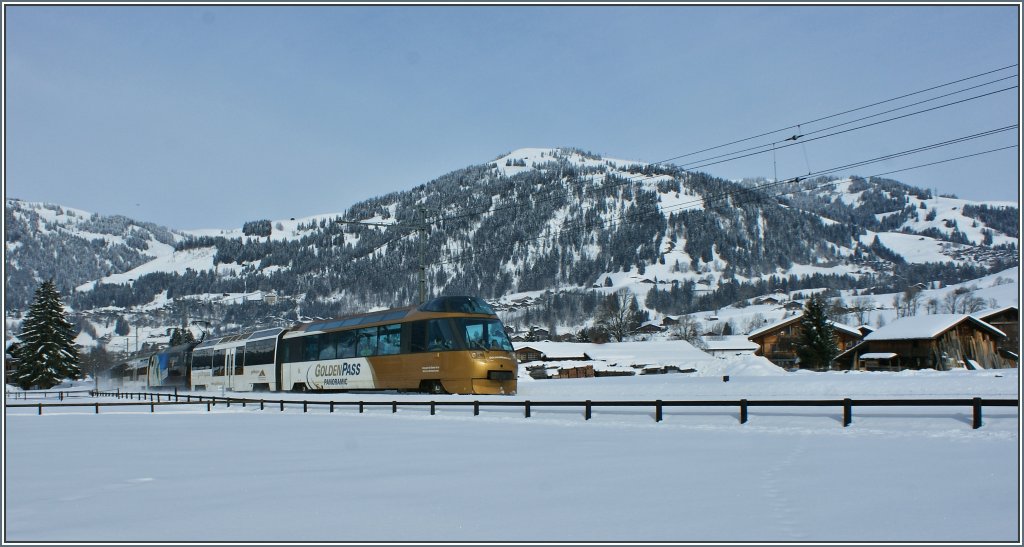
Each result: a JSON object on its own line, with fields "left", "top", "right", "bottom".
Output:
{"left": 836, "top": 314, "right": 1010, "bottom": 371}
{"left": 634, "top": 322, "right": 665, "bottom": 335}
{"left": 747, "top": 314, "right": 862, "bottom": 369}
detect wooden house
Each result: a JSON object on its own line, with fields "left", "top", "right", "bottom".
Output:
{"left": 747, "top": 314, "right": 863, "bottom": 369}
{"left": 972, "top": 306, "right": 1018, "bottom": 363}
{"left": 837, "top": 314, "right": 1010, "bottom": 371}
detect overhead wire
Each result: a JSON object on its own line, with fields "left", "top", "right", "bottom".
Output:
{"left": 430, "top": 127, "right": 1018, "bottom": 268}
{"left": 428, "top": 78, "right": 1016, "bottom": 227}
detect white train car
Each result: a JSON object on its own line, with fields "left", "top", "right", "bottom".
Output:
{"left": 190, "top": 328, "right": 282, "bottom": 392}
{"left": 119, "top": 356, "right": 150, "bottom": 391}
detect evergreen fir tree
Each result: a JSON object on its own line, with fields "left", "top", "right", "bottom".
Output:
{"left": 795, "top": 294, "right": 839, "bottom": 371}
{"left": 13, "top": 280, "right": 81, "bottom": 389}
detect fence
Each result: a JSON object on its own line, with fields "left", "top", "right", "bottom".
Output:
{"left": 5, "top": 390, "right": 1018, "bottom": 429}
{"left": 5, "top": 390, "right": 94, "bottom": 401}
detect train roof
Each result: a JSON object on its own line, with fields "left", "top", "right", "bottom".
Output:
{"left": 285, "top": 296, "right": 498, "bottom": 338}
{"left": 194, "top": 327, "right": 285, "bottom": 350}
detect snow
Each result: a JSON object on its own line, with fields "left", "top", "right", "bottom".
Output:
{"left": 863, "top": 314, "right": 1001, "bottom": 341}
{"left": 5, "top": 369, "right": 1019, "bottom": 542}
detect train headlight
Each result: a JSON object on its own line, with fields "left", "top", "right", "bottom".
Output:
{"left": 470, "top": 352, "right": 483, "bottom": 360}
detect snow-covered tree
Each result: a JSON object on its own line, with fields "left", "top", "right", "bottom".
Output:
{"left": 796, "top": 294, "right": 839, "bottom": 371}
{"left": 13, "top": 280, "right": 81, "bottom": 389}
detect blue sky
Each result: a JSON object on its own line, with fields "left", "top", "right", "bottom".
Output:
{"left": 5, "top": 5, "right": 1020, "bottom": 230}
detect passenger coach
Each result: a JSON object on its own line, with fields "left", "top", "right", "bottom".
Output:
{"left": 279, "top": 296, "right": 518, "bottom": 395}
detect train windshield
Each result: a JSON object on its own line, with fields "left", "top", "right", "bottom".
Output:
{"left": 456, "top": 318, "right": 514, "bottom": 352}
{"left": 420, "top": 296, "right": 496, "bottom": 315}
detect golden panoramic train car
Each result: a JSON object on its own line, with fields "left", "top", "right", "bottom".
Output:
{"left": 278, "top": 296, "right": 518, "bottom": 395}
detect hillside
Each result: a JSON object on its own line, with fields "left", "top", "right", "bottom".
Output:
{"left": 4, "top": 147, "right": 1019, "bottom": 350}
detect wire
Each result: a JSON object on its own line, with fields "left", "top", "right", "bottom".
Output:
{"left": 429, "top": 83, "right": 1016, "bottom": 228}
{"left": 430, "top": 129, "right": 1017, "bottom": 267}
{"left": 655, "top": 63, "right": 1017, "bottom": 164}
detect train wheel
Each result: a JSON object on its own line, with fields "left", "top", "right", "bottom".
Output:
{"left": 423, "top": 380, "right": 447, "bottom": 395}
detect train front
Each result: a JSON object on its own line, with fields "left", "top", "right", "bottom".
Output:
{"left": 418, "top": 296, "right": 519, "bottom": 396}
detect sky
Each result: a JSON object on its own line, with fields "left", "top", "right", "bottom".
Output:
{"left": 4, "top": 4, "right": 1020, "bottom": 230}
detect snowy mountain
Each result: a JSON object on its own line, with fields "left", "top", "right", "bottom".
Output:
{"left": 4, "top": 147, "right": 1019, "bottom": 349}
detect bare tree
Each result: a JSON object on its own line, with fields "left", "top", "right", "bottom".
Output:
{"left": 670, "top": 315, "right": 706, "bottom": 349}
{"left": 596, "top": 289, "right": 644, "bottom": 342}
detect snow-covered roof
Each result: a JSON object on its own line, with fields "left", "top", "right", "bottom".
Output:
{"left": 859, "top": 352, "right": 898, "bottom": 360}
{"left": 701, "top": 335, "right": 760, "bottom": 352}
{"left": 971, "top": 306, "right": 1018, "bottom": 321}
{"left": 747, "top": 313, "right": 862, "bottom": 339}
{"left": 863, "top": 314, "right": 1006, "bottom": 341}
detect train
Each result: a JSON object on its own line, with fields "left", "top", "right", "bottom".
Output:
{"left": 105, "top": 296, "right": 518, "bottom": 395}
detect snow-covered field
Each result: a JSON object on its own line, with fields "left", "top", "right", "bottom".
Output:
{"left": 4, "top": 369, "right": 1019, "bottom": 542}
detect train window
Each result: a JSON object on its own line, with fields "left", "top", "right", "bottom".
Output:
{"left": 426, "top": 319, "right": 457, "bottom": 351}
{"left": 378, "top": 324, "right": 401, "bottom": 356}
{"left": 355, "top": 327, "right": 377, "bottom": 357}
{"left": 234, "top": 346, "right": 245, "bottom": 375}
{"left": 303, "top": 337, "right": 319, "bottom": 362}
{"left": 282, "top": 338, "right": 303, "bottom": 363}
{"left": 455, "top": 319, "right": 514, "bottom": 352}
{"left": 409, "top": 321, "right": 428, "bottom": 353}
{"left": 337, "top": 330, "right": 357, "bottom": 358}
{"left": 244, "top": 339, "right": 275, "bottom": 366}
{"left": 420, "top": 296, "right": 496, "bottom": 315}
{"left": 213, "top": 350, "right": 226, "bottom": 377}
{"left": 319, "top": 332, "right": 337, "bottom": 360}
{"left": 192, "top": 351, "right": 212, "bottom": 371}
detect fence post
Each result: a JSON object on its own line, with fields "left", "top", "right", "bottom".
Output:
{"left": 95, "top": 403, "right": 99, "bottom": 414}
{"left": 359, "top": 402, "right": 364, "bottom": 414}
{"left": 261, "top": 399, "right": 265, "bottom": 411}
{"left": 38, "top": 403, "right": 42, "bottom": 416}
{"left": 304, "top": 401, "right": 308, "bottom": 413}
{"left": 525, "top": 400, "right": 531, "bottom": 418}
{"left": 59, "top": 391, "right": 63, "bottom": 401}
{"left": 740, "top": 399, "right": 748, "bottom": 424}
{"left": 150, "top": 403, "right": 154, "bottom": 413}
{"left": 474, "top": 401, "right": 479, "bottom": 416}
{"left": 226, "top": 398, "right": 230, "bottom": 408}
{"left": 843, "top": 399, "right": 852, "bottom": 427}
{"left": 175, "top": 387, "right": 178, "bottom": 401}
{"left": 655, "top": 400, "right": 663, "bottom": 422}
{"left": 430, "top": 401, "right": 435, "bottom": 416}
{"left": 973, "top": 397, "right": 982, "bottom": 429}
{"left": 280, "top": 401, "right": 284, "bottom": 412}
{"left": 392, "top": 401, "right": 397, "bottom": 414}
{"left": 585, "top": 400, "right": 592, "bottom": 421}
{"left": 207, "top": 402, "right": 211, "bottom": 412}
{"left": 330, "top": 402, "right": 334, "bottom": 413}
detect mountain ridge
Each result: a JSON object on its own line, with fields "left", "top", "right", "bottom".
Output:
{"left": 4, "top": 147, "right": 1019, "bottom": 346}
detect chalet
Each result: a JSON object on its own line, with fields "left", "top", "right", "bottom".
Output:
{"left": 972, "top": 306, "right": 1018, "bottom": 363}
{"left": 514, "top": 346, "right": 545, "bottom": 363}
{"left": 747, "top": 314, "right": 863, "bottom": 369}
{"left": 661, "top": 316, "right": 680, "bottom": 326}
{"left": 753, "top": 296, "right": 782, "bottom": 306}
{"left": 836, "top": 314, "right": 1010, "bottom": 371}
{"left": 513, "top": 344, "right": 591, "bottom": 364}
{"left": 701, "top": 335, "right": 760, "bottom": 358}
{"left": 634, "top": 322, "right": 665, "bottom": 335}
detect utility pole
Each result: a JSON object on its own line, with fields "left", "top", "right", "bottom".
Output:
{"left": 336, "top": 209, "right": 438, "bottom": 305}
{"left": 418, "top": 207, "right": 427, "bottom": 305}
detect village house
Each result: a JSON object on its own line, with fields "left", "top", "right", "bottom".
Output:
{"left": 972, "top": 306, "right": 1018, "bottom": 362}
{"left": 747, "top": 313, "right": 863, "bottom": 369}
{"left": 836, "top": 314, "right": 1010, "bottom": 371}
{"left": 634, "top": 322, "right": 665, "bottom": 335}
